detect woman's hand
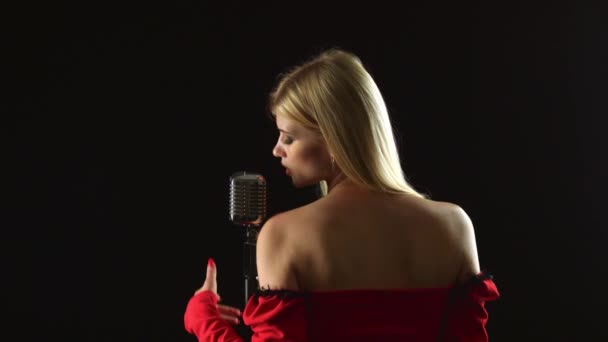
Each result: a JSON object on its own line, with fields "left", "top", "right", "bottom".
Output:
{"left": 194, "top": 258, "right": 242, "bottom": 325}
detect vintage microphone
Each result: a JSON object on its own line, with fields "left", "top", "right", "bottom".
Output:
{"left": 228, "top": 171, "right": 267, "bottom": 306}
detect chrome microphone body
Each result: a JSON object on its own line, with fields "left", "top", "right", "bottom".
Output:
{"left": 229, "top": 172, "right": 267, "bottom": 227}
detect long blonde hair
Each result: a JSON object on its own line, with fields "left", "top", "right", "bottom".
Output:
{"left": 269, "top": 48, "right": 427, "bottom": 198}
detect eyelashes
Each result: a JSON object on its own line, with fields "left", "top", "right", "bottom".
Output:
{"left": 278, "top": 132, "right": 293, "bottom": 145}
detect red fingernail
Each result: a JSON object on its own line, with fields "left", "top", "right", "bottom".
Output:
{"left": 208, "top": 258, "right": 215, "bottom": 267}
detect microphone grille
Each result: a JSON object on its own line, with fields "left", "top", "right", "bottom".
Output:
{"left": 229, "top": 171, "right": 267, "bottom": 227}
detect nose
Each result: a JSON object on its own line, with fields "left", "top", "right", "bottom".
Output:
{"left": 272, "top": 141, "right": 285, "bottom": 158}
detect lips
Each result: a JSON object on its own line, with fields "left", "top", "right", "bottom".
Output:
{"left": 282, "top": 164, "right": 291, "bottom": 175}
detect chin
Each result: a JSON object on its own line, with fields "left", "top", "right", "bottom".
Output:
{"left": 291, "top": 175, "right": 320, "bottom": 188}
{"left": 291, "top": 180, "right": 307, "bottom": 188}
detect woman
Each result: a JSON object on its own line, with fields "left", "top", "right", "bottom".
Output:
{"left": 184, "top": 48, "right": 499, "bottom": 341}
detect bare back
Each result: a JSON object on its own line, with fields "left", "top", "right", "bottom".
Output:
{"left": 281, "top": 186, "right": 481, "bottom": 291}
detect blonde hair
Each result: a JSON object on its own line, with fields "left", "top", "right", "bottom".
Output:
{"left": 269, "top": 48, "right": 427, "bottom": 198}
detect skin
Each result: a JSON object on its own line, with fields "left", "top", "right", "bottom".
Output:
{"left": 271, "top": 115, "right": 342, "bottom": 190}
{"left": 195, "top": 115, "right": 481, "bottom": 321}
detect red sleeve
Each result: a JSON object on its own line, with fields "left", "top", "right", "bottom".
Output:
{"left": 243, "top": 294, "right": 307, "bottom": 342}
{"left": 184, "top": 291, "right": 243, "bottom": 342}
{"left": 446, "top": 278, "right": 500, "bottom": 342}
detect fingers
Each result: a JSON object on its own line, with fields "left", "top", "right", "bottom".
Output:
{"left": 206, "top": 258, "right": 217, "bottom": 281}
{"left": 205, "top": 258, "right": 217, "bottom": 292}
{"left": 198, "top": 257, "right": 218, "bottom": 294}
{"left": 218, "top": 304, "right": 242, "bottom": 325}
{"left": 220, "top": 313, "right": 240, "bottom": 325}
{"left": 193, "top": 287, "right": 221, "bottom": 302}
{"left": 217, "top": 304, "right": 241, "bottom": 316}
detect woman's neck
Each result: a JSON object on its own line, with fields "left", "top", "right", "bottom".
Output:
{"left": 326, "top": 174, "right": 360, "bottom": 195}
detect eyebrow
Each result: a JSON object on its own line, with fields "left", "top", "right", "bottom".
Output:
{"left": 278, "top": 128, "right": 294, "bottom": 135}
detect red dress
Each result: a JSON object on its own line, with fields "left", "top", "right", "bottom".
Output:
{"left": 184, "top": 272, "right": 499, "bottom": 342}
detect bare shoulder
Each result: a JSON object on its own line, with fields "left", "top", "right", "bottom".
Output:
{"left": 269, "top": 199, "right": 330, "bottom": 230}
{"left": 412, "top": 199, "right": 481, "bottom": 284}
{"left": 416, "top": 198, "right": 472, "bottom": 226}
{"left": 255, "top": 210, "right": 304, "bottom": 291}
{"left": 258, "top": 201, "right": 327, "bottom": 243}
{"left": 441, "top": 202, "right": 482, "bottom": 282}
{"left": 255, "top": 200, "right": 329, "bottom": 289}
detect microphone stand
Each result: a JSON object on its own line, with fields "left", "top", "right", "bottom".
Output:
{"left": 236, "top": 224, "right": 259, "bottom": 341}
{"left": 243, "top": 224, "right": 259, "bottom": 305}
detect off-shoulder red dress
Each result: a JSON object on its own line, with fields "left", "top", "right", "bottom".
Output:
{"left": 184, "top": 272, "right": 499, "bottom": 341}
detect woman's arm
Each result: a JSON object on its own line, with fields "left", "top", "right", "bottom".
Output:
{"left": 184, "top": 259, "right": 244, "bottom": 342}
{"left": 184, "top": 290, "right": 243, "bottom": 342}
{"left": 256, "top": 216, "right": 299, "bottom": 291}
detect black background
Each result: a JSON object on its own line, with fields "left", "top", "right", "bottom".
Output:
{"left": 5, "top": 1, "right": 607, "bottom": 341}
